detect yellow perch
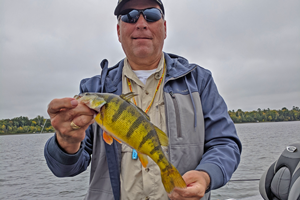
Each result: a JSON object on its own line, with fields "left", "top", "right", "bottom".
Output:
{"left": 74, "top": 92, "right": 186, "bottom": 193}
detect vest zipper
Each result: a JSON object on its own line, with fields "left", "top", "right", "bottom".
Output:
{"left": 169, "top": 91, "right": 182, "bottom": 138}
{"left": 163, "top": 62, "right": 197, "bottom": 163}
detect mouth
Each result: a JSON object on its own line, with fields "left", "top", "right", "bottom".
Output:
{"left": 132, "top": 37, "right": 152, "bottom": 40}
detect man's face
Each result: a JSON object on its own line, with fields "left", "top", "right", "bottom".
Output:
{"left": 117, "top": 0, "right": 167, "bottom": 62}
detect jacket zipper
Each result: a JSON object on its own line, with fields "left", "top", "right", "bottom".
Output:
{"left": 169, "top": 91, "right": 182, "bottom": 138}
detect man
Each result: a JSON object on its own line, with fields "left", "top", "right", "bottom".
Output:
{"left": 44, "top": 0, "right": 242, "bottom": 199}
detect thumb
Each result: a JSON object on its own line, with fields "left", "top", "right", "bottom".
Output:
{"left": 182, "top": 170, "right": 199, "bottom": 185}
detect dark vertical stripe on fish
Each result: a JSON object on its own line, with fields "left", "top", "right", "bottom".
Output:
{"left": 150, "top": 146, "right": 160, "bottom": 155}
{"left": 157, "top": 153, "right": 164, "bottom": 164}
{"left": 105, "top": 95, "right": 116, "bottom": 104}
{"left": 138, "top": 129, "right": 156, "bottom": 149}
{"left": 112, "top": 100, "right": 129, "bottom": 122}
{"left": 162, "top": 164, "right": 172, "bottom": 172}
{"left": 126, "top": 116, "right": 144, "bottom": 138}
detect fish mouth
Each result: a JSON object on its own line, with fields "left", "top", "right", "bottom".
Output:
{"left": 92, "top": 104, "right": 105, "bottom": 113}
{"left": 74, "top": 93, "right": 106, "bottom": 113}
{"left": 74, "top": 94, "right": 82, "bottom": 100}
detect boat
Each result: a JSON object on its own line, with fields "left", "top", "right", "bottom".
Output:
{"left": 259, "top": 143, "right": 300, "bottom": 199}
{"left": 226, "top": 143, "right": 300, "bottom": 200}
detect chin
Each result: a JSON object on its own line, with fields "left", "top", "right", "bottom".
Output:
{"left": 134, "top": 47, "right": 156, "bottom": 57}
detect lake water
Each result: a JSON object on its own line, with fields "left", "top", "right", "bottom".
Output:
{"left": 0, "top": 121, "right": 299, "bottom": 200}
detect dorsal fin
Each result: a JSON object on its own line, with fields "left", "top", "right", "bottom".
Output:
{"left": 120, "top": 92, "right": 138, "bottom": 102}
{"left": 120, "top": 92, "right": 150, "bottom": 121}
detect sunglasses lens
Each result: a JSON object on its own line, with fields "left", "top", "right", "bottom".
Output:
{"left": 143, "top": 8, "right": 162, "bottom": 22}
{"left": 120, "top": 10, "right": 140, "bottom": 23}
{"left": 120, "top": 8, "right": 162, "bottom": 23}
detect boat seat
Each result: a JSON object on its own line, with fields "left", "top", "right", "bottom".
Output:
{"left": 259, "top": 143, "right": 300, "bottom": 200}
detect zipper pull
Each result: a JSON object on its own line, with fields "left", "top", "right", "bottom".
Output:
{"left": 132, "top": 149, "right": 138, "bottom": 160}
{"left": 169, "top": 91, "right": 175, "bottom": 98}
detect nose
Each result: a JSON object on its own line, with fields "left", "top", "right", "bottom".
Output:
{"left": 136, "top": 13, "right": 148, "bottom": 30}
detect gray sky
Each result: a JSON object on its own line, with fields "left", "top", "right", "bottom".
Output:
{"left": 1, "top": 0, "right": 299, "bottom": 120}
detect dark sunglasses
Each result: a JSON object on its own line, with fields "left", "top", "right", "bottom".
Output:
{"left": 119, "top": 8, "right": 164, "bottom": 23}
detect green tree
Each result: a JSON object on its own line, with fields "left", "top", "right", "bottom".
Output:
{"left": 34, "top": 115, "right": 44, "bottom": 126}
{"left": 1, "top": 124, "right": 6, "bottom": 133}
{"left": 23, "top": 126, "right": 30, "bottom": 133}
{"left": 13, "top": 121, "right": 19, "bottom": 127}
{"left": 17, "top": 127, "right": 24, "bottom": 133}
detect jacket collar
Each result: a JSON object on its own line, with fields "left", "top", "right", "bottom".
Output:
{"left": 102, "top": 52, "right": 195, "bottom": 93}
{"left": 163, "top": 52, "right": 196, "bottom": 82}
{"left": 88, "top": 52, "right": 195, "bottom": 95}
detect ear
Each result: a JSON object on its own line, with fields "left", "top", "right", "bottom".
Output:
{"left": 164, "top": 20, "right": 167, "bottom": 39}
{"left": 117, "top": 24, "right": 121, "bottom": 43}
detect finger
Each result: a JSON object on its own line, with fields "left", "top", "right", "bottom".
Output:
{"left": 50, "top": 103, "right": 95, "bottom": 133}
{"left": 71, "top": 111, "right": 95, "bottom": 128}
{"left": 168, "top": 190, "right": 198, "bottom": 200}
{"left": 172, "top": 183, "right": 206, "bottom": 200}
{"left": 56, "top": 116, "right": 94, "bottom": 144}
{"left": 53, "top": 101, "right": 95, "bottom": 123}
{"left": 168, "top": 192, "right": 181, "bottom": 200}
{"left": 72, "top": 103, "right": 96, "bottom": 117}
{"left": 48, "top": 98, "right": 78, "bottom": 115}
{"left": 174, "top": 184, "right": 201, "bottom": 196}
{"left": 182, "top": 171, "right": 198, "bottom": 185}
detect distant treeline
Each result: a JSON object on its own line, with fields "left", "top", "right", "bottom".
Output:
{"left": 228, "top": 106, "right": 300, "bottom": 123}
{"left": 0, "top": 115, "right": 54, "bottom": 134}
{"left": 1, "top": 106, "right": 300, "bottom": 134}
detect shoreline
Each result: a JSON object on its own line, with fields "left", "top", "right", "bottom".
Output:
{"left": 1, "top": 121, "right": 299, "bottom": 136}
{"left": 0, "top": 132, "right": 53, "bottom": 136}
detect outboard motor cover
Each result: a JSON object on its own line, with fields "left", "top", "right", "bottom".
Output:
{"left": 259, "top": 143, "right": 300, "bottom": 200}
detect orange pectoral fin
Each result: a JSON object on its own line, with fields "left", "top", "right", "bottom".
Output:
{"left": 138, "top": 153, "right": 148, "bottom": 168}
{"left": 103, "top": 131, "right": 113, "bottom": 145}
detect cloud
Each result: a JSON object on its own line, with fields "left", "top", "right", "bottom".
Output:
{"left": 1, "top": 0, "right": 299, "bottom": 119}
{"left": 163, "top": 0, "right": 300, "bottom": 111}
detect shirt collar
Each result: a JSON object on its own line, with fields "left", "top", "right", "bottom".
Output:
{"left": 123, "top": 53, "right": 165, "bottom": 84}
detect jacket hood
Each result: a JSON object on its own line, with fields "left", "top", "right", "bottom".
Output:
{"left": 80, "top": 52, "right": 196, "bottom": 94}
{"left": 164, "top": 52, "right": 196, "bottom": 79}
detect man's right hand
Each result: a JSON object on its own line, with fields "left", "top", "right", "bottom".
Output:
{"left": 47, "top": 98, "right": 95, "bottom": 154}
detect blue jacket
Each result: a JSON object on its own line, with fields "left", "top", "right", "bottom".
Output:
{"left": 44, "top": 52, "right": 242, "bottom": 200}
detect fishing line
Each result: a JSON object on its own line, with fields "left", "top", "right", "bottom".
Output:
{"left": 228, "top": 179, "right": 260, "bottom": 182}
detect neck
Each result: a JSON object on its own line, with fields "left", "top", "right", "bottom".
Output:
{"left": 127, "top": 53, "right": 162, "bottom": 70}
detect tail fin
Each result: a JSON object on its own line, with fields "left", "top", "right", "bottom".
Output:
{"left": 161, "top": 165, "right": 187, "bottom": 193}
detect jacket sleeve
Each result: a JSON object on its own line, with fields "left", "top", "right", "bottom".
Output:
{"left": 44, "top": 78, "right": 96, "bottom": 177}
{"left": 44, "top": 125, "right": 93, "bottom": 177}
{"left": 195, "top": 68, "right": 242, "bottom": 190}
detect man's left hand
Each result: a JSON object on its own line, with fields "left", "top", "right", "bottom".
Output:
{"left": 168, "top": 170, "right": 210, "bottom": 200}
